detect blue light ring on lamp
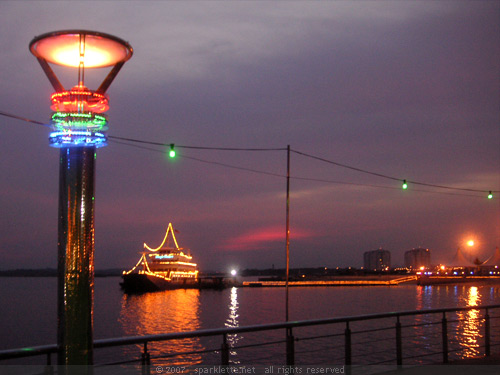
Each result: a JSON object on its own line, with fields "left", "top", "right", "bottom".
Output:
{"left": 49, "top": 131, "right": 107, "bottom": 148}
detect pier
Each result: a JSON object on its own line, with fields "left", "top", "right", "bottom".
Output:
{"left": 243, "top": 275, "right": 418, "bottom": 287}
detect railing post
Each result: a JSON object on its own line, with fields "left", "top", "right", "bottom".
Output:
{"left": 221, "top": 334, "right": 230, "bottom": 365}
{"left": 45, "top": 353, "right": 54, "bottom": 375}
{"left": 286, "top": 328, "right": 295, "bottom": 366}
{"left": 442, "top": 312, "right": 448, "bottom": 364}
{"left": 345, "top": 321, "right": 352, "bottom": 366}
{"left": 485, "top": 308, "right": 491, "bottom": 357}
{"left": 141, "top": 341, "right": 151, "bottom": 375}
{"left": 141, "top": 341, "right": 151, "bottom": 364}
{"left": 396, "top": 316, "right": 402, "bottom": 367}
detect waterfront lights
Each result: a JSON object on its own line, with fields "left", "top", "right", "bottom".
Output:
{"left": 30, "top": 30, "right": 133, "bottom": 147}
{"left": 402, "top": 180, "right": 408, "bottom": 190}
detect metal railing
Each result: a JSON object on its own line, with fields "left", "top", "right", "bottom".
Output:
{"left": 1, "top": 304, "right": 499, "bottom": 370}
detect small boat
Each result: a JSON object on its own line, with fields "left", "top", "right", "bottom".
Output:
{"left": 121, "top": 223, "right": 201, "bottom": 293}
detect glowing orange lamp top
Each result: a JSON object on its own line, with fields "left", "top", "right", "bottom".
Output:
{"left": 30, "top": 30, "right": 133, "bottom": 68}
{"left": 30, "top": 30, "right": 133, "bottom": 148}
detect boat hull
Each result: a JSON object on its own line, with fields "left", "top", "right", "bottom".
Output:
{"left": 120, "top": 273, "right": 226, "bottom": 293}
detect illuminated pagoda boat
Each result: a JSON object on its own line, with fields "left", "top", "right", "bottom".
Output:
{"left": 121, "top": 223, "right": 200, "bottom": 292}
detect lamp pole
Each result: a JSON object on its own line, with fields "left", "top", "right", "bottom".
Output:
{"left": 56, "top": 146, "right": 96, "bottom": 365}
{"left": 29, "top": 30, "right": 133, "bottom": 365}
{"left": 285, "top": 145, "right": 294, "bottom": 365}
{"left": 285, "top": 145, "right": 290, "bottom": 322}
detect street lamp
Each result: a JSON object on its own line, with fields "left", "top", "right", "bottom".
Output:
{"left": 30, "top": 30, "right": 132, "bottom": 366}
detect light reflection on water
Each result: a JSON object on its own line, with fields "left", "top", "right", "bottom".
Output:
{"left": 2, "top": 278, "right": 499, "bottom": 366}
{"left": 114, "top": 283, "right": 498, "bottom": 366}
{"left": 410, "top": 286, "right": 437, "bottom": 357}
{"left": 118, "top": 289, "right": 203, "bottom": 366}
{"left": 455, "top": 286, "right": 482, "bottom": 359}
{"left": 225, "top": 287, "right": 241, "bottom": 364}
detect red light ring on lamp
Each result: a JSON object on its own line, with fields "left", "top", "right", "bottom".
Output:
{"left": 51, "top": 88, "right": 109, "bottom": 113}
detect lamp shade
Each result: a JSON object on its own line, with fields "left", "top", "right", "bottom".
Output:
{"left": 30, "top": 30, "right": 133, "bottom": 68}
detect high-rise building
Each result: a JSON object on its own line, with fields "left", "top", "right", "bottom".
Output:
{"left": 364, "top": 249, "right": 391, "bottom": 271}
{"left": 404, "top": 248, "right": 431, "bottom": 269}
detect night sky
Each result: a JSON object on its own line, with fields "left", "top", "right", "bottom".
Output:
{"left": 0, "top": 1, "right": 498, "bottom": 272}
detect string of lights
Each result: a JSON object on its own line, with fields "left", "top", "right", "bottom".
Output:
{"left": 108, "top": 138, "right": 285, "bottom": 178}
{"left": 291, "top": 176, "right": 489, "bottom": 198}
{"left": 290, "top": 149, "right": 497, "bottom": 195}
{"left": 1, "top": 110, "right": 497, "bottom": 198}
{"left": 108, "top": 134, "right": 499, "bottom": 197}
{"left": 109, "top": 136, "right": 496, "bottom": 199}
{"left": 290, "top": 148, "right": 402, "bottom": 182}
{"left": 108, "top": 134, "right": 287, "bottom": 151}
{"left": 0, "top": 110, "right": 51, "bottom": 128}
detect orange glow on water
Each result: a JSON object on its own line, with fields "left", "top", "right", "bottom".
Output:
{"left": 456, "top": 286, "right": 482, "bottom": 359}
{"left": 119, "top": 289, "right": 203, "bottom": 366}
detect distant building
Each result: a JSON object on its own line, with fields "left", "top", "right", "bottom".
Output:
{"left": 364, "top": 249, "right": 391, "bottom": 271}
{"left": 405, "top": 248, "right": 431, "bottom": 269}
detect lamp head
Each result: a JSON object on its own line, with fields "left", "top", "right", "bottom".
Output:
{"left": 30, "top": 30, "right": 133, "bottom": 68}
{"left": 30, "top": 30, "right": 133, "bottom": 149}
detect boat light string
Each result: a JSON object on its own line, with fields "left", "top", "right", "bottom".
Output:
{"left": 144, "top": 223, "right": 180, "bottom": 251}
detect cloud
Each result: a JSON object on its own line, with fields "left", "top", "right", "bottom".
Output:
{"left": 222, "top": 225, "right": 313, "bottom": 252}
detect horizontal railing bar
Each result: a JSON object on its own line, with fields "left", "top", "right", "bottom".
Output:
{"left": 355, "top": 348, "right": 395, "bottom": 357}
{"left": 97, "top": 347, "right": 217, "bottom": 367}
{"left": 370, "top": 357, "right": 397, "bottom": 365}
{"left": 351, "top": 351, "right": 392, "bottom": 359}
{"left": 447, "top": 320, "right": 484, "bottom": 326}
{"left": 403, "top": 351, "right": 443, "bottom": 360}
{"left": 243, "top": 353, "right": 280, "bottom": 362}
{"left": 352, "top": 337, "right": 394, "bottom": 346}
{"left": 351, "top": 325, "right": 393, "bottom": 335}
{"left": 0, "top": 344, "right": 57, "bottom": 360}
{"left": 93, "top": 304, "right": 500, "bottom": 350}
{"left": 232, "top": 338, "right": 286, "bottom": 351}
{"left": 401, "top": 321, "right": 441, "bottom": 329}
{"left": 2, "top": 303, "right": 500, "bottom": 362}
{"left": 296, "top": 342, "right": 346, "bottom": 353}
{"left": 149, "top": 350, "right": 214, "bottom": 361}
{"left": 96, "top": 357, "right": 142, "bottom": 366}
{"left": 295, "top": 332, "right": 344, "bottom": 342}
{"left": 295, "top": 347, "right": 333, "bottom": 356}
